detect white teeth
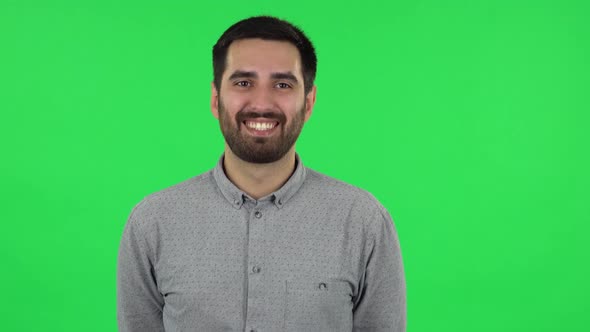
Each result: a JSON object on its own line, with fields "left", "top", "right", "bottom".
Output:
{"left": 245, "top": 121, "right": 276, "bottom": 131}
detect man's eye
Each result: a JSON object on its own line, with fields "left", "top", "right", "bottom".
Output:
{"left": 276, "top": 82, "right": 291, "bottom": 89}
{"left": 235, "top": 81, "right": 251, "bottom": 87}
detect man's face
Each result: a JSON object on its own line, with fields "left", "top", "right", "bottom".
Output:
{"left": 211, "top": 38, "right": 316, "bottom": 164}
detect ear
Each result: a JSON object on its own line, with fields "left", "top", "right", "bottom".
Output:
{"left": 303, "top": 85, "right": 317, "bottom": 122}
{"left": 211, "top": 82, "right": 219, "bottom": 119}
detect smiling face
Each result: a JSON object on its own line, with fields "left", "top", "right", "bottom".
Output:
{"left": 211, "top": 38, "right": 316, "bottom": 164}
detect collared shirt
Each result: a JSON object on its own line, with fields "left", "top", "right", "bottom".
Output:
{"left": 117, "top": 154, "right": 406, "bottom": 332}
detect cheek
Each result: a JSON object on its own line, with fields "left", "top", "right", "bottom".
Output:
{"left": 280, "top": 96, "right": 305, "bottom": 117}
{"left": 223, "top": 94, "right": 247, "bottom": 113}
{"left": 277, "top": 93, "right": 303, "bottom": 109}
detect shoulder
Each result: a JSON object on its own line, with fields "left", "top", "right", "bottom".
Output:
{"left": 126, "top": 171, "right": 215, "bottom": 228}
{"left": 303, "top": 167, "right": 392, "bottom": 222}
{"left": 302, "top": 167, "right": 397, "bottom": 248}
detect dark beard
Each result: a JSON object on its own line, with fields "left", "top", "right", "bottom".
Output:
{"left": 218, "top": 97, "right": 306, "bottom": 164}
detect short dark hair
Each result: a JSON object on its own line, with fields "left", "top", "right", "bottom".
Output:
{"left": 212, "top": 16, "right": 317, "bottom": 95}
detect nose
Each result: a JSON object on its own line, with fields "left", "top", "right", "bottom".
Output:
{"left": 249, "top": 85, "right": 275, "bottom": 111}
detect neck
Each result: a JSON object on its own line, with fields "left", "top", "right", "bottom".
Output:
{"left": 222, "top": 145, "right": 297, "bottom": 200}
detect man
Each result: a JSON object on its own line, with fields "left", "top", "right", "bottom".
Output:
{"left": 117, "top": 16, "right": 406, "bottom": 332}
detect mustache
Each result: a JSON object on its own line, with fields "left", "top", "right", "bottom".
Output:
{"left": 236, "top": 110, "right": 286, "bottom": 124}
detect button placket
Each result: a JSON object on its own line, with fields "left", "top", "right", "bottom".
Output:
{"left": 249, "top": 207, "right": 264, "bottom": 276}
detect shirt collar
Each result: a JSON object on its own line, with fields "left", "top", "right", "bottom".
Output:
{"left": 212, "top": 153, "right": 307, "bottom": 209}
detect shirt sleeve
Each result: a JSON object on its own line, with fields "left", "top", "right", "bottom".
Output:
{"left": 117, "top": 201, "right": 165, "bottom": 332}
{"left": 352, "top": 205, "right": 407, "bottom": 331}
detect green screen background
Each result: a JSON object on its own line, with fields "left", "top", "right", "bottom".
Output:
{"left": 1, "top": 0, "right": 588, "bottom": 331}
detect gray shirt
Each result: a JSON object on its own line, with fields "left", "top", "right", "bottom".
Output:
{"left": 117, "top": 154, "right": 406, "bottom": 332}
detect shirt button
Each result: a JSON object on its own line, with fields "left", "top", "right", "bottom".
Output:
{"left": 254, "top": 211, "right": 262, "bottom": 218}
{"left": 252, "top": 266, "right": 261, "bottom": 273}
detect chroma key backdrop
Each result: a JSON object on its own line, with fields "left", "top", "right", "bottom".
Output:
{"left": 1, "top": 0, "right": 588, "bottom": 331}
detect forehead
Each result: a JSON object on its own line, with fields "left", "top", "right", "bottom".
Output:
{"left": 224, "top": 38, "right": 302, "bottom": 78}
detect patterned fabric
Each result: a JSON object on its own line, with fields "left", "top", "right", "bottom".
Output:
{"left": 117, "top": 154, "right": 406, "bottom": 332}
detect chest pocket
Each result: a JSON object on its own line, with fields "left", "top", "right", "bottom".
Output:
{"left": 284, "top": 279, "right": 353, "bottom": 331}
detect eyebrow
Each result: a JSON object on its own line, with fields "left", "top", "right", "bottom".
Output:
{"left": 270, "top": 72, "right": 298, "bottom": 83}
{"left": 228, "top": 70, "right": 299, "bottom": 83}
